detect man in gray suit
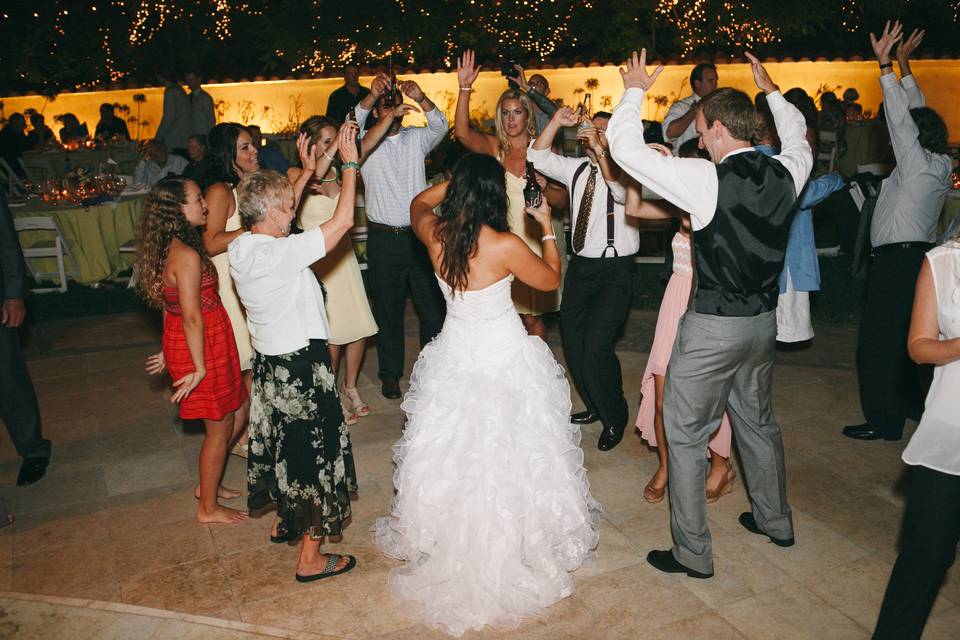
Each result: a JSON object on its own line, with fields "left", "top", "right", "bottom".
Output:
{"left": 608, "top": 50, "right": 812, "bottom": 578}
{"left": 0, "top": 190, "right": 50, "bottom": 486}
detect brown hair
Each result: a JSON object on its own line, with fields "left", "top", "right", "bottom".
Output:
{"left": 699, "top": 88, "right": 756, "bottom": 143}
{"left": 135, "top": 177, "right": 212, "bottom": 308}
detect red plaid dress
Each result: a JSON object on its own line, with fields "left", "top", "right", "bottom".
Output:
{"left": 162, "top": 271, "right": 247, "bottom": 421}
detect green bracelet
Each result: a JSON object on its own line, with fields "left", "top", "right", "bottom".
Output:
{"left": 341, "top": 161, "right": 360, "bottom": 171}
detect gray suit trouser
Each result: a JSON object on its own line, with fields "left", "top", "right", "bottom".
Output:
{"left": 663, "top": 310, "right": 793, "bottom": 574}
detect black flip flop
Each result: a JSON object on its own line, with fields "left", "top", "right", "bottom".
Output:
{"left": 295, "top": 554, "right": 357, "bottom": 583}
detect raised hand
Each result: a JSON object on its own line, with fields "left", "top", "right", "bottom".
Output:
{"left": 524, "top": 197, "right": 552, "bottom": 230}
{"left": 145, "top": 351, "right": 165, "bottom": 375}
{"left": 552, "top": 106, "right": 580, "bottom": 128}
{"left": 171, "top": 370, "right": 204, "bottom": 403}
{"left": 744, "top": 52, "right": 778, "bottom": 94}
{"left": 338, "top": 121, "right": 359, "bottom": 164}
{"left": 296, "top": 131, "right": 317, "bottom": 174}
{"left": 457, "top": 50, "right": 482, "bottom": 88}
{"left": 619, "top": 49, "right": 663, "bottom": 91}
{"left": 370, "top": 73, "right": 390, "bottom": 99}
{"left": 870, "top": 20, "right": 904, "bottom": 65}
{"left": 399, "top": 80, "right": 426, "bottom": 102}
{"left": 513, "top": 63, "right": 529, "bottom": 91}
{"left": 897, "top": 27, "right": 925, "bottom": 62}
{"left": 576, "top": 126, "right": 605, "bottom": 154}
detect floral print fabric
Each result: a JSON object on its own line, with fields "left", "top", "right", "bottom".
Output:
{"left": 247, "top": 339, "right": 357, "bottom": 540}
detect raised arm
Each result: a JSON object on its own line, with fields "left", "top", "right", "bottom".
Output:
{"left": 896, "top": 27, "right": 927, "bottom": 107}
{"left": 454, "top": 50, "right": 498, "bottom": 156}
{"left": 290, "top": 132, "right": 319, "bottom": 210}
{"left": 202, "top": 182, "right": 245, "bottom": 256}
{"left": 319, "top": 125, "right": 359, "bottom": 251}
{"left": 396, "top": 79, "right": 449, "bottom": 153}
{"left": 746, "top": 52, "right": 812, "bottom": 196}
{"left": 871, "top": 21, "right": 925, "bottom": 171}
{"left": 528, "top": 107, "right": 580, "bottom": 183}
{"left": 410, "top": 181, "right": 446, "bottom": 243}
{"left": 360, "top": 103, "right": 420, "bottom": 160}
{"left": 608, "top": 50, "right": 717, "bottom": 230}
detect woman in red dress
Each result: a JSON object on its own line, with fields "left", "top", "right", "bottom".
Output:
{"left": 136, "top": 176, "right": 249, "bottom": 524}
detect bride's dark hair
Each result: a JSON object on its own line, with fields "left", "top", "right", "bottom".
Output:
{"left": 435, "top": 153, "right": 509, "bottom": 293}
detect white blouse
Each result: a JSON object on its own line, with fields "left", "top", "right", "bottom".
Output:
{"left": 228, "top": 227, "right": 330, "bottom": 356}
{"left": 902, "top": 242, "right": 960, "bottom": 476}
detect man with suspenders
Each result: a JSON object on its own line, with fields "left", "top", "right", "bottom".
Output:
{"left": 529, "top": 108, "right": 640, "bottom": 451}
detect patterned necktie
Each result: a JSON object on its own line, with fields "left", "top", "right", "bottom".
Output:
{"left": 572, "top": 165, "right": 598, "bottom": 254}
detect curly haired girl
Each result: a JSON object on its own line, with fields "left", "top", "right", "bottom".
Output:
{"left": 136, "top": 176, "right": 250, "bottom": 524}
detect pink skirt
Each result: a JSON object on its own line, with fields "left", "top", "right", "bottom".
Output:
{"left": 636, "top": 272, "right": 732, "bottom": 458}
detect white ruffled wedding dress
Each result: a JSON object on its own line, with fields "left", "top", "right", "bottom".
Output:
{"left": 373, "top": 274, "right": 601, "bottom": 637}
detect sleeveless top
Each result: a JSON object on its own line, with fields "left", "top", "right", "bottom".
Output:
{"left": 692, "top": 151, "right": 798, "bottom": 316}
{"left": 163, "top": 270, "right": 221, "bottom": 314}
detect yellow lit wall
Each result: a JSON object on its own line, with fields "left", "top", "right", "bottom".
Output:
{"left": 4, "top": 60, "right": 960, "bottom": 140}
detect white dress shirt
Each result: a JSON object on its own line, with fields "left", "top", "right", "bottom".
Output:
{"left": 661, "top": 93, "right": 701, "bottom": 155}
{"left": 870, "top": 73, "right": 952, "bottom": 248}
{"left": 228, "top": 227, "right": 330, "bottom": 356}
{"left": 355, "top": 105, "right": 448, "bottom": 227}
{"left": 527, "top": 147, "right": 639, "bottom": 257}
{"left": 133, "top": 154, "right": 188, "bottom": 187}
{"left": 607, "top": 88, "right": 812, "bottom": 230}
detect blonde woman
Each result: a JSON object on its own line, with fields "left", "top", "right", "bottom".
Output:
{"left": 454, "top": 49, "right": 560, "bottom": 340}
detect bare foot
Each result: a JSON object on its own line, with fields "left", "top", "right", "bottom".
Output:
{"left": 296, "top": 553, "right": 352, "bottom": 578}
{"left": 644, "top": 468, "right": 668, "bottom": 503}
{"left": 194, "top": 484, "right": 242, "bottom": 500}
{"left": 196, "top": 505, "right": 248, "bottom": 524}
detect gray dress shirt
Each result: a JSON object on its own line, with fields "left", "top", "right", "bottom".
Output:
{"left": 870, "top": 74, "right": 952, "bottom": 248}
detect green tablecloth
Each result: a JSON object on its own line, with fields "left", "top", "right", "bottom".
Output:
{"left": 13, "top": 194, "right": 144, "bottom": 285}
{"left": 837, "top": 121, "right": 893, "bottom": 177}
{"left": 21, "top": 147, "right": 141, "bottom": 180}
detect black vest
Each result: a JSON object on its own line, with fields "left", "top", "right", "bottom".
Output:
{"left": 692, "top": 151, "right": 798, "bottom": 317}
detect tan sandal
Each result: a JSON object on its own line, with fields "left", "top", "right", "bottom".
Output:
{"left": 706, "top": 467, "right": 736, "bottom": 504}
{"left": 342, "top": 386, "right": 370, "bottom": 417}
{"left": 643, "top": 473, "right": 667, "bottom": 504}
{"left": 341, "top": 398, "right": 359, "bottom": 426}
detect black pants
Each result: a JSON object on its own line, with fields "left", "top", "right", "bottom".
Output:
{"left": 0, "top": 326, "right": 49, "bottom": 460}
{"left": 873, "top": 465, "right": 960, "bottom": 639}
{"left": 560, "top": 254, "right": 634, "bottom": 429}
{"left": 366, "top": 228, "right": 445, "bottom": 381}
{"left": 856, "top": 246, "right": 929, "bottom": 438}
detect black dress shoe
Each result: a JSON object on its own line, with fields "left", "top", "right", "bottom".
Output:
{"left": 646, "top": 549, "right": 713, "bottom": 579}
{"left": 16, "top": 457, "right": 49, "bottom": 486}
{"left": 380, "top": 378, "right": 401, "bottom": 400}
{"left": 597, "top": 423, "right": 626, "bottom": 451}
{"left": 841, "top": 423, "right": 901, "bottom": 441}
{"left": 570, "top": 410, "right": 600, "bottom": 425}
{"left": 738, "top": 512, "right": 795, "bottom": 547}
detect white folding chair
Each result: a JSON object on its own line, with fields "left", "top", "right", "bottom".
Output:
{"left": 14, "top": 216, "right": 80, "bottom": 293}
{"left": 858, "top": 163, "right": 892, "bottom": 177}
{"left": 817, "top": 130, "right": 838, "bottom": 173}
{"left": 118, "top": 239, "right": 138, "bottom": 288}
{"left": 0, "top": 158, "right": 27, "bottom": 199}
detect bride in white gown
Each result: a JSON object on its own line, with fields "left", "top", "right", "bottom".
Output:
{"left": 373, "top": 154, "right": 601, "bottom": 637}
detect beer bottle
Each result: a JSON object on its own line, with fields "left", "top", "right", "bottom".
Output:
{"left": 523, "top": 161, "right": 543, "bottom": 209}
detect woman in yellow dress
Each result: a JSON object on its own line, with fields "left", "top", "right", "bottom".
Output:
{"left": 289, "top": 108, "right": 413, "bottom": 423}
{"left": 454, "top": 50, "right": 562, "bottom": 340}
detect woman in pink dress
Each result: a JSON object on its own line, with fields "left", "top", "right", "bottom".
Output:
{"left": 629, "top": 141, "right": 736, "bottom": 504}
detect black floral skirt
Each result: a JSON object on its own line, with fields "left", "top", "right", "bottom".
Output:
{"left": 247, "top": 339, "right": 358, "bottom": 540}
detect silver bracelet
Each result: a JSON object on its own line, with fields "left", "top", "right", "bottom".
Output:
{"left": 459, "top": 86, "right": 472, "bottom": 91}
{"left": 541, "top": 234, "right": 557, "bottom": 242}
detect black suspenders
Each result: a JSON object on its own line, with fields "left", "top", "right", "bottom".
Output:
{"left": 571, "top": 162, "right": 618, "bottom": 258}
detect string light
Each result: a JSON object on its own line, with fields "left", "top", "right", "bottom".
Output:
{"left": 657, "top": 0, "right": 779, "bottom": 55}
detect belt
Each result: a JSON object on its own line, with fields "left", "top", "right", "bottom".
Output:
{"left": 870, "top": 241, "right": 934, "bottom": 257}
{"left": 367, "top": 221, "right": 411, "bottom": 234}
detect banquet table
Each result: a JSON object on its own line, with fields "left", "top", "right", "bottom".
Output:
{"left": 12, "top": 193, "right": 146, "bottom": 285}
{"left": 21, "top": 146, "right": 141, "bottom": 181}
{"left": 837, "top": 120, "right": 893, "bottom": 177}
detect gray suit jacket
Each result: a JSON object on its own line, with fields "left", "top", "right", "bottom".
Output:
{"left": 0, "top": 190, "right": 27, "bottom": 301}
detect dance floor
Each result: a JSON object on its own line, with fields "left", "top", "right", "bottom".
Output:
{"left": 1, "top": 308, "right": 958, "bottom": 639}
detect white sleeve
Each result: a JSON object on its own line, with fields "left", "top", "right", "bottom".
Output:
{"left": 419, "top": 107, "right": 449, "bottom": 154}
{"left": 272, "top": 227, "right": 327, "bottom": 279}
{"left": 527, "top": 146, "right": 578, "bottom": 185}
{"left": 900, "top": 74, "right": 927, "bottom": 109}
{"left": 661, "top": 98, "right": 691, "bottom": 143}
{"left": 767, "top": 91, "right": 813, "bottom": 197}
{"left": 608, "top": 88, "right": 718, "bottom": 230}
{"left": 354, "top": 104, "right": 371, "bottom": 131}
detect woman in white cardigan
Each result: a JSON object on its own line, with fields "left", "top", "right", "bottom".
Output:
{"left": 228, "top": 124, "right": 360, "bottom": 582}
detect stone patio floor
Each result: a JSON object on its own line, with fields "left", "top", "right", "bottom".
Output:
{"left": 0, "top": 308, "right": 958, "bottom": 639}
